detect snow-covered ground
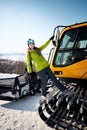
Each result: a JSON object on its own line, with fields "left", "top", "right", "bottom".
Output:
{"left": 0, "top": 94, "right": 53, "bottom": 130}
{"left": 0, "top": 73, "right": 53, "bottom": 130}
{"left": 0, "top": 73, "right": 19, "bottom": 79}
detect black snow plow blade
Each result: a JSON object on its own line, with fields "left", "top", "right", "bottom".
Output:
{"left": 38, "top": 85, "right": 87, "bottom": 130}
{"left": 0, "top": 73, "right": 30, "bottom": 100}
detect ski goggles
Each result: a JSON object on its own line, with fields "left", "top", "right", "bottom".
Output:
{"left": 27, "top": 39, "right": 35, "bottom": 44}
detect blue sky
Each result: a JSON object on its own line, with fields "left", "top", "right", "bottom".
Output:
{"left": 0, "top": 0, "right": 87, "bottom": 53}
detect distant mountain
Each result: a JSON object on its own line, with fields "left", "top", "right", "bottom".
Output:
{"left": 0, "top": 52, "right": 25, "bottom": 56}
{"left": 0, "top": 52, "right": 49, "bottom": 61}
{"left": 0, "top": 53, "right": 26, "bottom": 61}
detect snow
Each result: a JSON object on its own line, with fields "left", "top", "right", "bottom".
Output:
{"left": 0, "top": 73, "right": 53, "bottom": 130}
{"left": 0, "top": 94, "right": 53, "bottom": 130}
{"left": 0, "top": 73, "right": 19, "bottom": 79}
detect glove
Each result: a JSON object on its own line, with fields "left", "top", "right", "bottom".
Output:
{"left": 52, "top": 40, "right": 56, "bottom": 46}
{"left": 50, "top": 36, "right": 54, "bottom": 41}
{"left": 29, "top": 72, "right": 34, "bottom": 79}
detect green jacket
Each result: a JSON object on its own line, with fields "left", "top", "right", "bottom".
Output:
{"left": 26, "top": 39, "right": 51, "bottom": 73}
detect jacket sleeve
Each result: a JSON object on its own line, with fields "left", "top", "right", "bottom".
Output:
{"left": 26, "top": 51, "right": 32, "bottom": 73}
{"left": 39, "top": 39, "right": 51, "bottom": 51}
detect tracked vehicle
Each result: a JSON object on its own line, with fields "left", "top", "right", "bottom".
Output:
{"left": 38, "top": 22, "right": 87, "bottom": 130}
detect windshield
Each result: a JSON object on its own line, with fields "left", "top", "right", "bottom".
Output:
{"left": 53, "top": 27, "right": 87, "bottom": 66}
